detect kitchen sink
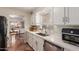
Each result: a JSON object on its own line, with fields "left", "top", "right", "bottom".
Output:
{"left": 36, "top": 33, "right": 49, "bottom": 36}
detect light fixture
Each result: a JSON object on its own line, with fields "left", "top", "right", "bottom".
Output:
{"left": 9, "top": 14, "right": 23, "bottom": 20}
{"left": 9, "top": 15, "right": 18, "bottom": 18}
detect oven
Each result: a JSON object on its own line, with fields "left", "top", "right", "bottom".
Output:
{"left": 62, "top": 28, "right": 79, "bottom": 47}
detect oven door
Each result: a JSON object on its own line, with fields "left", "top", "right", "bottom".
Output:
{"left": 62, "top": 34, "right": 79, "bottom": 47}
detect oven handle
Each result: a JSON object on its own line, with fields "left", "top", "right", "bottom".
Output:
{"left": 62, "top": 33, "right": 79, "bottom": 36}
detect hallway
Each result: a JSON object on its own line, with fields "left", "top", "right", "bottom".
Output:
{"left": 8, "top": 34, "right": 34, "bottom": 51}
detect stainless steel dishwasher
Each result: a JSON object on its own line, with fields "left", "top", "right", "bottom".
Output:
{"left": 43, "top": 40, "right": 64, "bottom": 51}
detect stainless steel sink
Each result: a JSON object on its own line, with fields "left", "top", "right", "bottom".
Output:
{"left": 36, "top": 33, "right": 49, "bottom": 36}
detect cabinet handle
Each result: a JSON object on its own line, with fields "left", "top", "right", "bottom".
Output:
{"left": 67, "top": 17, "right": 70, "bottom": 23}
{"left": 63, "top": 17, "right": 70, "bottom": 24}
{"left": 62, "top": 17, "right": 66, "bottom": 24}
{"left": 65, "top": 17, "right": 70, "bottom": 23}
{"left": 65, "top": 17, "right": 69, "bottom": 22}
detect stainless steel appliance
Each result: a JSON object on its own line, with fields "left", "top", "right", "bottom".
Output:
{"left": 62, "top": 28, "right": 79, "bottom": 47}
{"left": 43, "top": 40, "right": 64, "bottom": 51}
{"left": 0, "top": 16, "right": 7, "bottom": 51}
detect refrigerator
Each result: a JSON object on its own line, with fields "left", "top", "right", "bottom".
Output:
{"left": 0, "top": 16, "right": 7, "bottom": 51}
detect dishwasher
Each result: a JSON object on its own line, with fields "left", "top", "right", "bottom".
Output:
{"left": 43, "top": 40, "right": 64, "bottom": 51}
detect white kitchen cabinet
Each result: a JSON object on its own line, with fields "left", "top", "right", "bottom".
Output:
{"left": 27, "top": 33, "right": 33, "bottom": 47}
{"left": 26, "top": 32, "right": 36, "bottom": 50}
{"left": 26, "top": 31, "right": 44, "bottom": 51}
{"left": 53, "top": 7, "right": 70, "bottom": 25}
{"left": 35, "top": 13, "right": 42, "bottom": 25}
{"left": 54, "top": 7, "right": 79, "bottom": 25}
{"left": 31, "top": 34, "right": 37, "bottom": 50}
{"left": 32, "top": 8, "right": 53, "bottom": 26}
{"left": 53, "top": 7, "right": 65, "bottom": 25}
{"left": 24, "top": 32, "right": 28, "bottom": 43}
{"left": 31, "top": 13, "right": 36, "bottom": 25}
{"left": 40, "top": 8, "right": 53, "bottom": 25}
{"left": 31, "top": 34, "right": 44, "bottom": 51}
{"left": 35, "top": 36, "right": 44, "bottom": 51}
{"left": 25, "top": 31, "right": 29, "bottom": 43}
{"left": 37, "top": 39, "right": 44, "bottom": 51}
{"left": 26, "top": 32, "right": 35, "bottom": 50}
{"left": 68, "top": 7, "right": 79, "bottom": 25}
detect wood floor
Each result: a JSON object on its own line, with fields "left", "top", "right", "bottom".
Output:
{"left": 8, "top": 34, "right": 34, "bottom": 51}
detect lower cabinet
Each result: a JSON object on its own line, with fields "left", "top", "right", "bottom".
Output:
{"left": 26, "top": 32, "right": 44, "bottom": 51}
{"left": 26, "top": 31, "right": 30, "bottom": 43}
{"left": 35, "top": 37, "right": 44, "bottom": 51}
{"left": 28, "top": 33, "right": 34, "bottom": 49}
{"left": 26, "top": 31, "right": 64, "bottom": 51}
{"left": 43, "top": 40, "right": 64, "bottom": 51}
{"left": 31, "top": 36, "right": 37, "bottom": 50}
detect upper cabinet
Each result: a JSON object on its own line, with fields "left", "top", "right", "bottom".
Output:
{"left": 39, "top": 8, "right": 53, "bottom": 25}
{"left": 31, "top": 13, "right": 36, "bottom": 25}
{"left": 35, "top": 13, "right": 42, "bottom": 25}
{"left": 31, "top": 7, "right": 79, "bottom": 26}
{"left": 68, "top": 7, "right": 79, "bottom": 25}
{"left": 53, "top": 7, "right": 65, "bottom": 25}
{"left": 31, "top": 8, "right": 53, "bottom": 26}
{"left": 53, "top": 7, "right": 63, "bottom": 25}
{"left": 53, "top": 7, "right": 79, "bottom": 25}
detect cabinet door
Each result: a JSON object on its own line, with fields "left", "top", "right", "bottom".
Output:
{"left": 32, "top": 35, "right": 37, "bottom": 51}
{"left": 69, "top": 7, "right": 79, "bottom": 25}
{"left": 31, "top": 13, "right": 36, "bottom": 25}
{"left": 26, "top": 32, "right": 44, "bottom": 51}
{"left": 24, "top": 32, "right": 29, "bottom": 43}
{"left": 37, "top": 39, "right": 44, "bottom": 51}
{"left": 32, "top": 35, "right": 44, "bottom": 51}
{"left": 36, "top": 37, "right": 44, "bottom": 51}
{"left": 54, "top": 7, "right": 64, "bottom": 25}
{"left": 26, "top": 32, "right": 30, "bottom": 43}
{"left": 32, "top": 39, "right": 37, "bottom": 51}
{"left": 27, "top": 33, "right": 33, "bottom": 48}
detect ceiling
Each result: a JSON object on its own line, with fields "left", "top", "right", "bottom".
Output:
{"left": 11, "top": 7, "right": 37, "bottom": 13}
